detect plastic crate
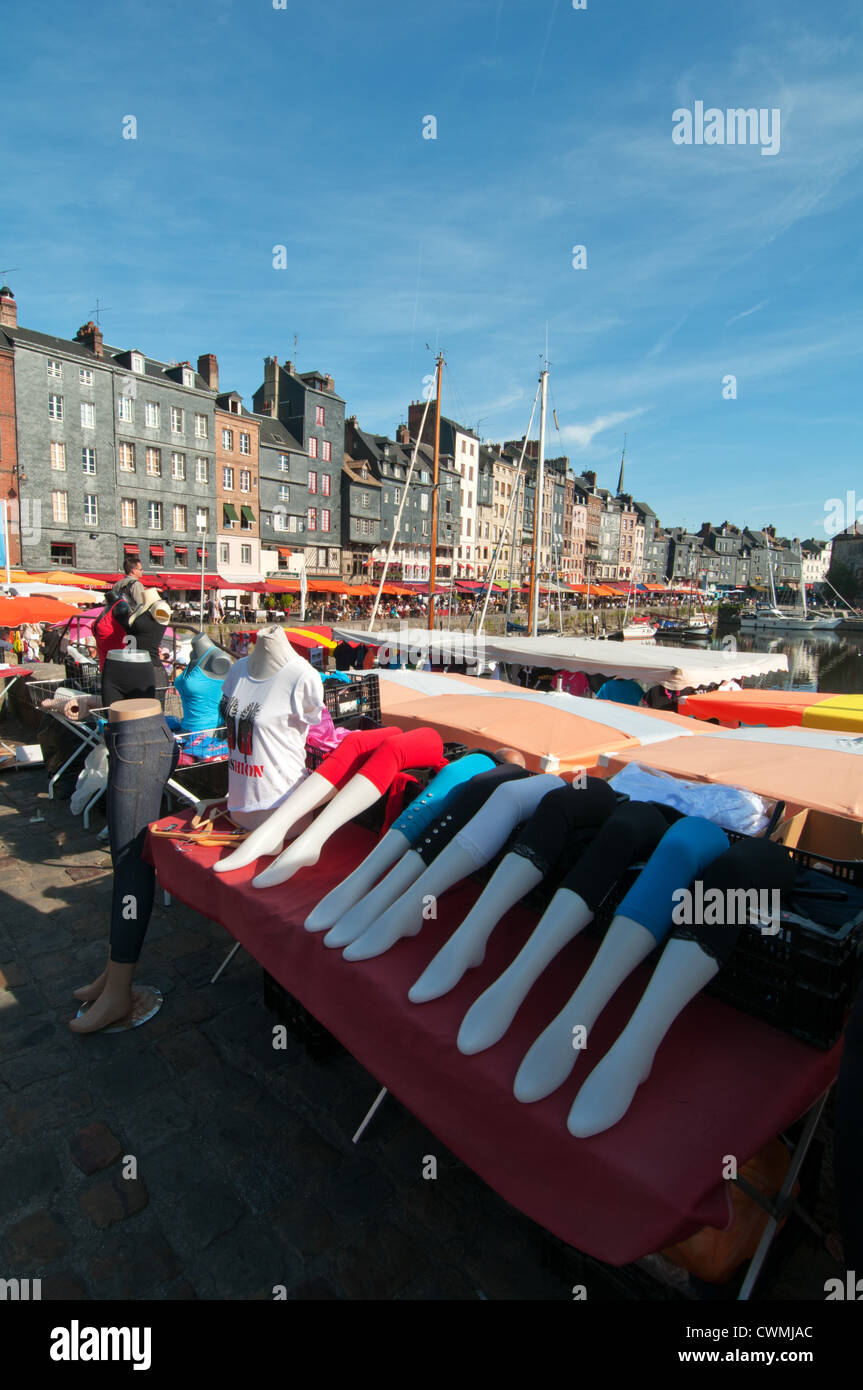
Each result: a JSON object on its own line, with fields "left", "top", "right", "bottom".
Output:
{"left": 262, "top": 970, "right": 343, "bottom": 1062}
{"left": 64, "top": 657, "right": 100, "bottom": 694}
{"left": 322, "top": 673, "right": 380, "bottom": 723}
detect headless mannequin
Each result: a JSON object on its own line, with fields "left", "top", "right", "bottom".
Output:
{"left": 71, "top": 699, "right": 163, "bottom": 1033}
{"left": 189, "top": 632, "right": 233, "bottom": 680}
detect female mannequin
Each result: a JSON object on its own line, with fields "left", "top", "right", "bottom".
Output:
{"left": 342, "top": 772, "right": 565, "bottom": 962}
{"left": 457, "top": 800, "right": 674, "bottom": 1054}
{"left": 303, "top": 751, "right": 496, "bottom": 931}
{"left": 71, "top": 698, "right": 179, "bottom": 1033}
{"left": 566, "top": 838, "right": 797, "bottom": 1136}
{"left": 249, "top": 726, "right": 447, "bottom": 888}
{"left": 513, "top": 816, "right": 730, "bottom": 1102}
{"left": 317, "top": 758, "right": 530, "bottom": 948}
{"left": 174, "top": 635, "right": 233, "bottom": 732}
{"left": 408, "top": 778, "right": 622, "bottom": 1004}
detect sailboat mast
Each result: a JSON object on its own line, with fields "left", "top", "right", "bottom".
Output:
{"left": 427, "top": 352, "right": 443, "bottom": 631}
{"left": 529, "top": 367, "right": 548, "bottom": 638}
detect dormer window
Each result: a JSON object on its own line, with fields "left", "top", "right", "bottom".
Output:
{"left": 230, "top": 399, "right": 241, "bottom": 414}
{"left": 131, "top": 353, "right": 144, "bottom": 374}
{"left": 182, "top": 367, "right": 195, "bottom": 388}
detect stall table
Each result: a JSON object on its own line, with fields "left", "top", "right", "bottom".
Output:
{"left": 146, "top": 819, "right": 840, "bottom": 1280}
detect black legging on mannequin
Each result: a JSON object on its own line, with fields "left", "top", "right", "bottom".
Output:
{"left": 510, "top": 777, "right": 624, "bottom": 877}
{"left": 558, "top": 800, "right": 675, "bottom": 912}
{"left": 105, "top": 712, "right": 178, "bottom": 963}
{"left": 668, "top": 836, "right": 797, "bottom": 965}
{"left": 415, "top": 764, "right": 531, "bottom": 866}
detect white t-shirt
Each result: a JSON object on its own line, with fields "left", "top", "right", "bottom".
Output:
{"left": 219, "top": 656, "right": 325, "bottom": 815}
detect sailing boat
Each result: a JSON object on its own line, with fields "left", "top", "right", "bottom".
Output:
{"left": 740, "top": 544, "right": 840, "bottom": 631}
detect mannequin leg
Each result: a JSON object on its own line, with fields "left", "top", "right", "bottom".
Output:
{"left": 343, "top": 843, "right": 479, "bottom": 961}
{"left": 305, "top": 828, "right": 411, "bottom": 932}
{"left": 513, "top": 915, "right": 656, "bottom": 1102}
{"left": 457, "top": 888, "right": 593, "bottom": 1055}
{"left": 253, "top": 773, "right": 382, "bottom": 887}
{"left": 214, "top": 772, "right": 337, "bottom": 873}
{"left": 321, "top": 850, "right": 425, "bottom": 945}
{"left": 566, "top": 939, "right": 723, "bottom": 1136}
{"left": 69, "top": 959, "right": 138, "bottom": 1033}
{"left": 409, "top": 854, "right": 543, "bottom": 1003}
{"left": 73, "top": 961, "right": 109, "bottom": 1002}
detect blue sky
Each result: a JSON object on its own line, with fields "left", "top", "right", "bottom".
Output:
{"left": 2, "top": 0, "right": 861, "bottom": 542}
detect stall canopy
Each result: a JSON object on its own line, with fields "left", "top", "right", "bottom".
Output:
{"left": 680, "top": 689, "right": 863, "bottom": 737}
{"left": 331, "top": 628, "right": 788, "bottom": 691}
{"left": 0, "top": 595, "right": 84, "bottom": 624}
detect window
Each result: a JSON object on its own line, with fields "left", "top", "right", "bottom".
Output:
{"left": 308, "top": 437, "right": 318, "bottom": 460}
{"left": 219, "top": 543, "right": 230, "bottom": 564}
{"left": 307, "top": 507, "right": 317, "bottom": 530}
{"left": 48, "top": 394, "right": 63, "bottom": 420}
{"left": 321, "top": 510, "right": 330, "bottom": 533}
{"left": 239, "top": 432, "right": 250, "bottom": 455}
{"left": 171, "top": 406, "right": 184, "bottom": 433}
{"left": 361, "top": 491, "right": 370, "bottom": 508}
{"left": 393, "top": 488, "right": 401, "bottom": 504}
{"left": 50, "top": 541, "right": 75, "bottom": 566}
{"left": 79, "top": 368, "right": 93, "bottom": 386}
{"left": 278, "top": 454, "right": 289, "bottom": 473}
{"left": 119, "top": 442, "right": 136, "bottom": 471}
{"left": 322, "top": 440, "right": 331, "bottom": 463}
{"left": 172, "top": 505, "right": 186, "bottom": 531}
{"left": 182, "top": 367, "right": 194, "bottom": 388}
{"left": 383, "top": 490, "right": 389, "bottom": 503}
{"left": 420, "top": 493, "right": 428, "bottom": 511}
{"left": 321, "top": 473, "right": 331, "bottom": 497}
{"left": 120, "top": 498, "right": 137, "bottom": 527}
{"left": 146, "top": 448, "right": 162, "bottom": 477}
{"left": 273, "top": 512, "right": 287, "bottom": 532}
{"left": 278, "top": 484, "right": 290, "bottom": 503}
{"left": 81, "top": 447, "right": 96, "bottom": 475}
{"left": 145, "top": 401, "right": 160, "bottom": 428}
{"left": 50, "top": 441, "right": 66, "bottom": 471}
{"left": 222, "top": 466, "right": 234, "bottom": 489}
{"left": 195, "top": 456, "right": 209, "bottom": 484}
{"left": 131, "top": 353, "right": 145, "bottom": 374}
{"left": 148, "top": 501, "right": 162, "bottom": 529}
{"left": 83, "top": 494, "right": 98, "bottom": 526}
{"left": 315, "top": 405, "right": 325, "bottom": 426}
{"left": 171, "top": 452, "right": 186, "bottom": 480}
{"left": 241, "top": 544, "right": 252, "bottom": 565}
{"left": 175, "top": 549, "right": 188, "bottom": 568}
{"left": 47, "top": 359, "right": 63, "bottom": 378}
{"left": 194, "top": 413, "right": 208, "bottom": 439}
{"left": 196, "top": 507, "right": 209, "bottom": 532}
{"left": 308, "top": 470, "right": 317, "bottom": 494}
{"left": 222, "top": 428, "right": 233, "bottom": 450}
{"left": 240, "top": 470, "right": 251, "bottom": 492}
{"left": 118, "top": 396, "right": 133, "bottom": 423}
{"left": 52, "top": 491, "right": 68, "bottom": 522}
{"left": 422, "top": 520, "right": 429, "bottom": 536}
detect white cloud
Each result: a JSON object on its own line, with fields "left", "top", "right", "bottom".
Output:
{"left": 726, "top": 300, "right": 768, "bottom": 326}
{"left": 558, "top": 408, "right": 649, "bottom": 449}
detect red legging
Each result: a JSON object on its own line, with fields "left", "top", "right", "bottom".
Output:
{"left": 316, "top": 726, "right": 446, "bottom": 793}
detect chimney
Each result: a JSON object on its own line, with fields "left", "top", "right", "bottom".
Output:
{"left": 0, "top": 285, "right": 17, "bottom": 328}
{"left": 583, "top": 470, "right": 597, "bottom": 487}
{"left": 324, "top": 374, "right": 335, "bottom": 392}
{"left": 197, "top": 354, "right": 219, "bottom": 390}
{"left": 262, "top": 356, "right": 279, "bottom": 418}
{"left": 75, "top": 321, "right": 103, "bottom": 358}
{"left": 396, "top": 423, "right": 411, "bottom": 445}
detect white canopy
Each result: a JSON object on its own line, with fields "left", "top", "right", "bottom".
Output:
{"left": 333, "top": 627, "right": 788, "bottom": 692}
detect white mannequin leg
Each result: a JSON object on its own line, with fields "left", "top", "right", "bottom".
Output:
{"left": 305, "top": 828, "right": 412, "bottom": 932}
{"left": 409, "top": 854, "right": 542, "bottom": 1004}
{"left": 214, "top": 772, "right": 337, "bottom": 873}
{"left": 458, "top": 888, "right": 593, "bottom": 1055}
{"left": 513, "top": 915, "right": 656, "bottom": 1103}
{"left": 567, "top": 939, "right": 720, "bottom": 1137}
{"left": 342, "top": 843, "right": 479, "bottom": 962}
{"left": 320, "top": 849, "right": 425, "bottom": 945}
{"left": 253, "top": 773, "right": 381, "bottom": 888}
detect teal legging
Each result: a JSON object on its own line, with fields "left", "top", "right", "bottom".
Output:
{"left": 389, "top": 753, "right": 495, "bottom": 843}
{"left": 615, "top": 816, "right": 730, "bottom": 943}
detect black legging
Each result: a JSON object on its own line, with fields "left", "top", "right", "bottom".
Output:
{"left": 559, "top": 800, "right": 674, "bottom": 912}
{"left": 669, "top": 837, "right": 796, "bottom": 965}
{"left": 510, "top": 778, "right": 623, "bottom": 877}
{"left": 105, "top": 712, "right": 178, "bottom": 963}
{"left": 102, "top": 654, "right": 167, "bottom": 708}
{"left": 415, "top": 764, "right": 531, "bottom": 866}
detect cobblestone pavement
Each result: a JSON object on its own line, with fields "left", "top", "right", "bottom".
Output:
{"left": 0, "top": 728, "right": 846, "bottom": 1301}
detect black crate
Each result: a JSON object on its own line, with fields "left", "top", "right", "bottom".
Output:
{"left": 64, "top": 657, "right": 101, "bottom": 693}
{"left": 262, "top": 970, "right": 343, "bottom": 1062}
{"left": 322, "top": 673, "right": 380, "bottom": 723}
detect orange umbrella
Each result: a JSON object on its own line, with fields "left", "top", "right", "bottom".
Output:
{"left": 7, "top": 569, "right": 106, "bottom": 588}
{"left": 0, "top": 596, "right": 82, "bottom": 624}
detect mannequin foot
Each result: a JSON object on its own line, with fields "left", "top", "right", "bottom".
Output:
{"left": 69, "top": 985, "right": 137, "bottom": 1034}
{"left": 321, "top": 904, "right": 379, "bottom": 946}
{"left": 408, "top": 931, "right": 486, "bottom": 1004}
{"left": 213, "top": 823, "right": 286, "bottom": 874}
{"left": 513, "top": 1018, "right": 584, "bottom": 1103}
{"left": 458, "top": 981, "right": 523, "bottom": 1055}
{"left": 343, "top": 906, "right": 422, "bottom": 962}
{"left": 253, "top": 842, "right": 321, "bottom": 888}
{"left": 72, "top": 967, "right": 108, "bottom": 1002}
{"left": 566, "top": 1045, "right": 653, "bottom": 1138}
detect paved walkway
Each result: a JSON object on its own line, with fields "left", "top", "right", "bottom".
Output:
{"left": 0, "top": 729, "right": 846, "bottom": 1300}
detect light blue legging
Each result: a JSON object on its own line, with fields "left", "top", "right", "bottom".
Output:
{"left": 388, "top": 753, "right": 495, "bottom": 844}
{"left": 615, "top": 815, "right": 730, "bottom": 943}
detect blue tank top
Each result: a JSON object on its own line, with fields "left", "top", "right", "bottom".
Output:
{"left": 174, "top": 661, "right": 226, "bottom": 732}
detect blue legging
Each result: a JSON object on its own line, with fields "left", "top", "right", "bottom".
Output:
{"left": 389, "top": 753, "right": 495, "bottom": 844}
{"left": 616, "top": 816, "right": 730, "bottom": 943}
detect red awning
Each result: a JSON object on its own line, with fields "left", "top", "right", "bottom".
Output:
{"left": 174, "top": 546, "right": 188, "bottom": 556}
{"left": 124, "top": 543, "right": 140, "bottom": 555}
{"left": 150, "top": 545, "right": 165, "bottom": 558}
{"left": 197, "top": 548, "right": 207, "bottom": 560}
{"left": 278, "top": 547, "right": 292, "bottom": 558}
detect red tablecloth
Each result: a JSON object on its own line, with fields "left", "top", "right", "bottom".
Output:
{"left": 145, "top": 820, "right": 841, "bottom": 1264}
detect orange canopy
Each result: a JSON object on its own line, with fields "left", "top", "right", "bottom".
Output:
{"left": 0, "top": 595, "right": 83, "bottom": 624}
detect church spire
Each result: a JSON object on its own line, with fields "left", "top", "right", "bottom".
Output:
{"left": 616, "top": 434, "right": 627, "bottom": 495}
